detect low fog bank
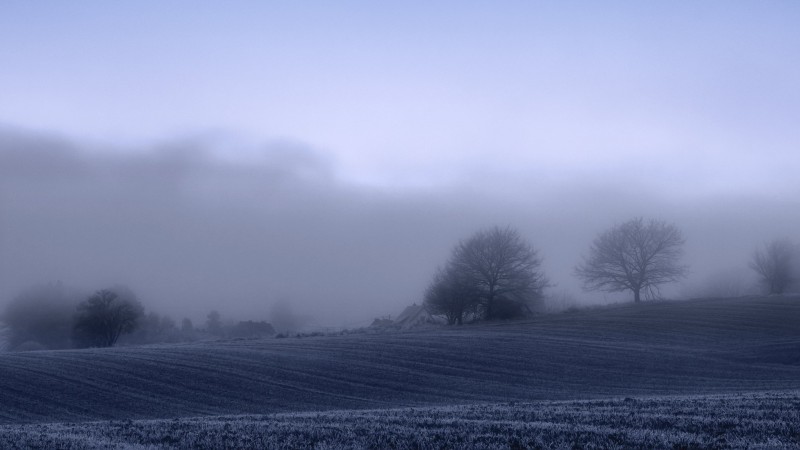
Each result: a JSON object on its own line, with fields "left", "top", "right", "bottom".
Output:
{"left": 1, "top": 127, "right": 798, "bottom": 327}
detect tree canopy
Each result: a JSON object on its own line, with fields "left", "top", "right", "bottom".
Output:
{"left": 426, "top": 226, "right": 548, "bottom": 322}
{"left": 750, "top": 238, "right": 796, "bottom": 295}
{"left": 576, "top": 217, "right": 688, "bottom": 303}
{"left": 73, "top": 288, "right": 144, "bottom": 347}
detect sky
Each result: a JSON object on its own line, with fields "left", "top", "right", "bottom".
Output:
{"left": 1, "top": 2, "right": 799, "bottom": 326}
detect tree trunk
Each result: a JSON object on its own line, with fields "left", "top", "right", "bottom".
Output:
{"left": 484, "top": 282, "right": 497, "bottom": 320}
{"left": 634, "top": 288, "right": 641, "bottom": 303}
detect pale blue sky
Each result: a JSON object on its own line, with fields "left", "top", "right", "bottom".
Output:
{"left": 1, "top": 1, "right": 798, "bottom": 190}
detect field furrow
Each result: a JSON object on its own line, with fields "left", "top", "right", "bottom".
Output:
{"left": 0, "top": 295, "right": 798, "bottom": 425}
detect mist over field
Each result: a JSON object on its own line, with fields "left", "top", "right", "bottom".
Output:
{"left": 1, "top": 126, "right": 798, "bottom": 326}
{"left": 1, "top": 2, "right": 799, "bottom": 330}
{"left": 2, "top": 3, "right": 800, "bottom": 447}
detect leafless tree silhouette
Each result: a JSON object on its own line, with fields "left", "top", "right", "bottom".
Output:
{"left": 750, "top": 238, "right": 796, "bottom": 295}
{"left": 424, "top": 264, "right": 480, "bottom": 325}
{"left": 576, "top": 217, "right": 687, "bottom": 303}
{"left": 73, "top": 288, "right": 144, "bottom": 347}
{"left": 438, "top": 226, "right": 549, "bottom": 320}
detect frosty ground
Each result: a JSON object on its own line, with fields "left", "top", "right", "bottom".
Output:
{"left": 0, "top": 295, "right": 798, "bottom": 448}
{"left": 1, "top": 391, "right": 798, "bottom": 449}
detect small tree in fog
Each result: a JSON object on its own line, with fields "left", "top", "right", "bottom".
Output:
{"left": 424, "top": 265, "right": 480, "bottom": 325}
{"left": 73, "top": 288, "right": 144, "bottom": 347}
{"left": 453, "top": 226, "right": 548, "bottom": 319}
{"left": 141, "top": 312, "right": 163, "bottom": 340}
{"left": 430, "top": 226, "right": 548, "bottom": 321}
{"left": 750, "top": 238, "right": 796, "bottom": 295}
{"left": 576, "top": 217, "right": 687, "bottom": 303}
{"left": 206, "top": 310, "right": 223, "bottom": 335}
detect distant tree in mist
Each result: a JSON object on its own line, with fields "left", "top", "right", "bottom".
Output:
{"left": 427, "top": 226, "right": 548, "bottom": 322}
{"left": 230, "top": 320, "right": 275, "bottom": 338}
{"left": 141, "top": 312, "right": 163, "bottom": 338}
{"left": 200, "top": 312, "right": 275, "bottom": 339}
{"left": 161, "top": 315, "right": 176, "bottom": 332}
{"left": 123, "top": 312, "right": 180, "bottom": 345}
{"left": 680, "top": 268, "right": 751, "bottom": 299}
{"left": 2, "top": 282, "right": 80, "bottom": 350}
{"left": 424, "top": 265, "right": 479, "bottom": 325}
{"left": 750, "top": 238, "right": 796, "bottom": 295}
{"left": 576, "top": 217, "right": 688, "bottom": 303}
{"left": 73, "top": 288, "right": 144, "bottom": 348}
{"left": 206, "top": 310, "right": 223, "bottom": 336}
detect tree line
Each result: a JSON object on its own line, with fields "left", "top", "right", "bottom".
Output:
{"left": 2, "top": 217, "right": 797, "bottom": 349}
{"left": 425, "top": 217, "right": 799, "bottom": 325}
{"left": 0, "top": 283, "right": 276, "bottom": 352}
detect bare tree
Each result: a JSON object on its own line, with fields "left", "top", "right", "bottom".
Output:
{"left": 424, "top": 264, "right": 480, "bottom": 325}
{"left": 750, "top": 238, "right": 796, "bottom": 295}
{"left": 576, "top": 217, "right": 687, "bottom": 303}
{"left": 73, "top": 288, "right": 144, "bottom": 347}
{"left": 443, "top": 226, "right": 548, "bottom": 320}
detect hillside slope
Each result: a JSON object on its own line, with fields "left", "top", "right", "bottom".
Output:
{"left": 1, "top": 295, "right": 798, "bottom": 424}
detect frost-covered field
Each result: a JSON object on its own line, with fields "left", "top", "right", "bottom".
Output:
{"left": 0, "top": 391, "right": 798, "bottom": 449}
{"left": 0, "top": 295, "right": 799, "bottom": 449}
{"left": 1, "top": 295, "right": 799, "bottom": 425}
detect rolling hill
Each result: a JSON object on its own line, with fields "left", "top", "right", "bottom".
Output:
{"left": 0, "top": 295, "right": 798, "bottom": 424}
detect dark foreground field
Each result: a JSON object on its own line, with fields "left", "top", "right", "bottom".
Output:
{"left": 1, "top": 295, "right": 799, "bottom": 426}
{"left": 1, "top": 391, "right": 798, "bottom": 449}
